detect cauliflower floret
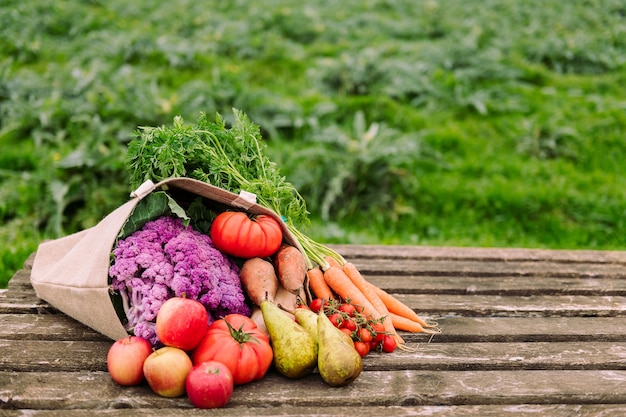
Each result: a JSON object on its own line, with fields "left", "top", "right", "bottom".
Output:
{"left": 109, "top": 216, "right": 250, "bottom": 347}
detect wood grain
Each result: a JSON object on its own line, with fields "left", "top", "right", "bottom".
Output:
{"left": 2, "top": 245, "right": 626, "bottom": 415}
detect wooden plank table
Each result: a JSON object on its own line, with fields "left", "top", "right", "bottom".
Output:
{"left": 1, "top": 245, "right": 626, "bottom": 416}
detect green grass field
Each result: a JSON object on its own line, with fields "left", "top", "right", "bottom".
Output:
{"left": 2, "top": 0, "right": 626, "bottom": 287}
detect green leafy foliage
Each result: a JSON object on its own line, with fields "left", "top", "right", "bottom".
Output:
{"left": 2, "top": 0, "right": 626, "bottom": 287}
{"left": 126, "top": 111, "right": 309, "bottom": 229}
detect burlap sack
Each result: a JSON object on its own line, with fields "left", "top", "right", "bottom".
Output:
{"left": 30, "top": 177, "right": 302, "bottom": 341}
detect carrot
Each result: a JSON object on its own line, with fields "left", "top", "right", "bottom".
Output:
{"left": 371, "top": 285, "right": 434, "bottom": 329}
{"left": 239, "top": 257, "right": 279, "bottom": 306}
{"left": 323, "top": 266, "right": 381, "bottom": 321}
{"left": 307, "top": 266, "right": 334, "bottom": 301}
{"left": 388, "top": 312, "right": 440, "bottom": 334}
{"left": 274, "top": 244, "right": 307, "bottom": 294}
{"left": 341, "top": 262, "right": 403, "bottom": 345}
{"left": 324, "top": 256, "right": 342, "bottom": 269}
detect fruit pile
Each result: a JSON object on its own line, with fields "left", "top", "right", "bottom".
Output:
{"left": 107, "top": 292, "right": 398, "bottom": 408}
{"left": 107, "top": 297, "right": 270, "bottom": 409}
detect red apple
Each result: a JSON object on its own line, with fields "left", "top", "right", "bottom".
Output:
{"left": 107, "top": 335, "right": 153, "bottom": 386}
{"left": 156, "top": 296, "right": 209, "bottom": 351}
{"left": 143, "top": 346, "right": 193, "bottom": 397}
{"left": 186, "top": 361, "right": 234, "bottom": 409}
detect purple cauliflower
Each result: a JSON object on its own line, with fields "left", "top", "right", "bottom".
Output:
{"left": 109, "top": 216, "right": 250, "bottom": 346}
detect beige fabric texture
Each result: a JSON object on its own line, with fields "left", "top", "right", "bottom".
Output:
{"left": 30, "top": 177, "right": 301, "bottom": 341}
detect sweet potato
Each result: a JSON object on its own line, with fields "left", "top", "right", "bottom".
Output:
{"left": 239, "top": 257, "right": 279, "bottom": 306}
{"left": 274, "top": 284, "right": 305, "bottom": 321}
{"left": 250, "top": 306, "right": 269, "bottom": 336}
{"left": 274, "top": 244, "right": 307, "bottom": 294}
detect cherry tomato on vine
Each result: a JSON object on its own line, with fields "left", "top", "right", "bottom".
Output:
{"left": 370, "top": 340, "right": 380, "bottom": 352}
{"left": 354, "top": 341, "right": 370, "bottom": 358}
{"left": 340, "top": 318, "right": 357, "bottom": 332}
{"left": 358, "top": 327, "right": 373, "bottom": 343}
{"left": 338, "top": 303, "right": 357, "bottom": 317}
{"left": 328, "top": 313, "right": 343, "bottom": 328}
{"left": 382, "top": 335, "right": 397, "bottom": 353}
{"left": 340, "top": 327, "right": 353, "bottom": 338}
{"left": 370, "top": 322, "right": 386, "bottom": 343}
{"left": 309, "top": 298, "right": 324, "bottom": 313}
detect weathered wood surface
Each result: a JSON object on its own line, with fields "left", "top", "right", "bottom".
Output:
{"left": 2, "top": 245, "right": 626, "bottom": 416}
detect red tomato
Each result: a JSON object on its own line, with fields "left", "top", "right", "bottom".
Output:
{"left": 340, "top": 318, "right": 357, "bottom": 332}
{"left": 353, "top": 341, "right": 370, "bottom": 358}
{"left": 309, "top": 298, "right": 324, "bottom": 313}
{"left": 210, "top": 211, "right": 283, "bottom": 258}
{"left": 370, "top": 322, "right": 386, "bottom": 343}
{"left": 340, "top": 327, "right": 353, "bottom": 339}
{"left": 338, "top": 303, "right": 357, "bottom": 317}
{"left": 191, "top": 314, "right": 273, "bottom": 385}
{"left": 357, "top": 327, "right": 373, "bottom": 343}
{"left": 328, "top": 313, "right": 343, "bottom": 328}
{"left": 382, "top": 335, "right": 397, "bottom": 353}
{"left": 370, "top": 340, "right": 380, "bottom": 352}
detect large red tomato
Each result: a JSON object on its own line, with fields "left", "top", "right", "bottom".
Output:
{"left": 210, "top": 211, "right": 283, "bottom": 258}
{"left": 191, "top": 314, "right": 273, "bottom": 385}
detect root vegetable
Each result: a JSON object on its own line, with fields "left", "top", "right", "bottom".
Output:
{"left": 274, "top": 244, "right": 307, "bottom": 294}
{"left": 274, "top": 284, "right": 303, "bottom": 321}
{"left": 250, "top": 306, "right": 269, "bottom": 337}
{"left": 239, "top": 257, "right": 279, "bottom": 306}
{"left": 323, "top": 266, "right": 381, "bottom": 322}
{"left": 371, "top": 285, "right": 436, "bottom": 329}
{"left": 307, "top": 266, "right": 334, "bottom": 301}
{"left": 324, "top": 256, "right": 342, "bottom": 268}
{"left": 388, "top": 312, "right": 440, "bottom": 334}
{"left": 341, "top": 262, "right": 403, "bottom": 345}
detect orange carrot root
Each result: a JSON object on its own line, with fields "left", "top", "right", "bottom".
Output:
{"left": 324, "top": 256, "right": 342, "bottom": 269}
{"left": 307, "top": 266, "right": 334, "bottom": 301}
{"left": 323, "top": 266, "right": 380, "bottom": 321}
{"left": 371, "top": 285, "right": 435, "bottom": 329}
{"left": 388, "top": 313, "right": 441, "bottom": 334}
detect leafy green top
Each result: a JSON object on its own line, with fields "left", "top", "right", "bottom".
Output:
{"left": 126, "top": 109, "right": 309, "bottom": 230}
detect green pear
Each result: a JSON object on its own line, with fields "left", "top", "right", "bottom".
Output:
{"left": 317, "top": 310, "right": 363, "bottom": 387}
{"left": 293, "top": 308, "right": 319, "bottom": 342}
{"left": 261, "top": 300, "right": 318, "bottom": 379}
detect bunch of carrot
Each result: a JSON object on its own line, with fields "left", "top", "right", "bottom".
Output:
{"left": 306, "top": 256, "right": 439, "bottom": 348}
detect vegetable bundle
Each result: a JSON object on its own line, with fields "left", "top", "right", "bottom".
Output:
{"left": 125, "top": 109, "right": 439, "bottom": 347}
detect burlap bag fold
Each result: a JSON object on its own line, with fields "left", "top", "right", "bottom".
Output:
{"left": 30, "top": 177, "right": 302, "bottom": 341}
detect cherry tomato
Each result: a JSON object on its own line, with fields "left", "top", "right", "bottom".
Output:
{"left": 338, "top": 303, "right": 357, "bottom": 317}
{"left": 358, "top": 327, "right": 373, "bottom": 343}
{"left": 328, "top": 313, "right": 343, "bottom": 328}
{"left": 340, "top": 327, "right": 353, "bottom": 339}
{"left": 354, "top": 341, "right": 370, "bottom": 358}
{"left": 370, "top": 340, "right": 381, "bottom": 352}
{"left": 340, "top": 318, "right": 357, "bottom": 332}
{"left": 309, "top": 298, "right": 323, "bottom": 313}
{"left": 382, "top": 335, "right": 397, "bottom": 353}
{"left": 371, "top": 322, "right": 386, "bottom": 343}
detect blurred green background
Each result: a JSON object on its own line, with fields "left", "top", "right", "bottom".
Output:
{"left": 2, "top": 0, "right": 626, "bottom": 287}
